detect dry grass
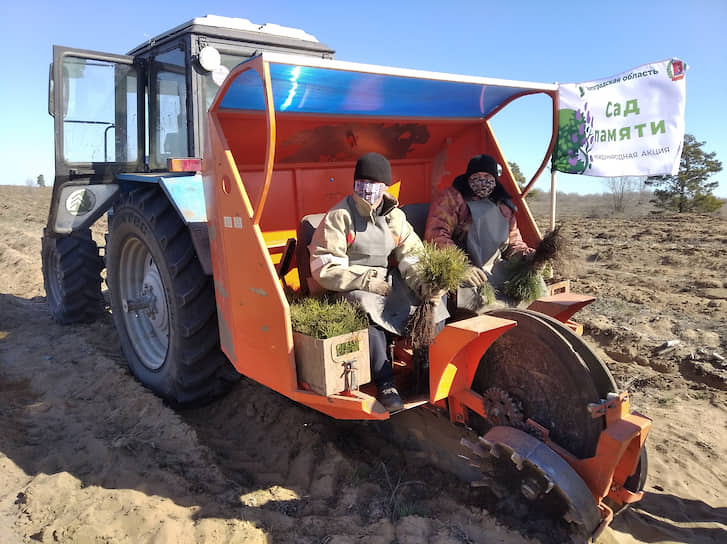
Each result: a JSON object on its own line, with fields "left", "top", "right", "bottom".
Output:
{"left": 526, "top": 190, "right": 727, "bottom": 222}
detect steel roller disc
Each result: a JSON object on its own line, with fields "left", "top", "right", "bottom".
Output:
{"left": 517, "top": 310, "right": 648, "bottom": 504}
{"left": 463, "top": 426, "right": 602, "bottom": 538}
{"left": 477, "top": 309, "right": 604, "bottom": 459}
{"left": 499, "top": 309, "right": 648, "bottom": 506}
{"left": 514, "top": 309, "right": 618, "bottom": 397}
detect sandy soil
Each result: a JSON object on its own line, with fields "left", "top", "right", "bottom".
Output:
{"left": 1, "top": 185, "right": 725, "bottom": 544}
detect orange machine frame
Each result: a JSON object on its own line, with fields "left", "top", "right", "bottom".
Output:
{"left": 203, "top": 54, "right": 559, "bottom": 420}
{"left": 202, "top": 53, "right": 650, "bottom": 528}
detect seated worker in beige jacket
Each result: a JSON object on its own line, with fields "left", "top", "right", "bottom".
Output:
{"left": 308, "top": 152, "right": 447, "bottom": 412}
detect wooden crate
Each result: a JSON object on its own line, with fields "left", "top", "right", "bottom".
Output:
{"left": 293, "top": 329, "right": 370, "bottom": 396}
{"left": 547, "top": 279, "right": 571, "bottom": 296}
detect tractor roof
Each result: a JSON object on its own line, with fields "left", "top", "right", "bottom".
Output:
{"left": 127, "top": 15, "right": 334, "bottom": 57}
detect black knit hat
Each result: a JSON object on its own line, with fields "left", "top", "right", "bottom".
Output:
{"left": 465, "top": 154, "right": 499, "bottom": 181}
{"left": 354, "top": 152, "right": 393, "bottom": 186}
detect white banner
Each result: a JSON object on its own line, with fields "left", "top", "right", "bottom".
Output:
{"left": 553, "top": 58, "right": 686, "bottom": 177}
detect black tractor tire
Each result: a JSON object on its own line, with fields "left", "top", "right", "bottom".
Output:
{"left": 624, "top": 447, "right": 648, "bottom": 495}
{"left": 106, "top": 186, "right": 237, "bottom": 407}
{"left": 41, "top": 228, "right": 105, "bottom": 324}
{"left": 607, "top": 446, "right": 649, "bottom": 516}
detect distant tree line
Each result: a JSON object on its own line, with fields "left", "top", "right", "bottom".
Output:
{"left": 604, "top": 176, "right": 648, "bottom": 213}
{"left": 600, "top": 133, "right": 723, "bottom": 213}
{"left": 646, "top": 133, "right": 723, "bottom": 213}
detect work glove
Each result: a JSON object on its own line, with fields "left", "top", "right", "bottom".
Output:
{"left": 366, "top": 278, "right": 391, "bottom": 297}
{"left": 464, "top": 265, "right": 487, "bottom": 287}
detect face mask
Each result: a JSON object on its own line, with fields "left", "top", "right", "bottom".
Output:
{"left": 354, "top": 180, "right": 386, "bottom": 206}
{"left": 468, "top": 174, "right": 496, "bottom": 199}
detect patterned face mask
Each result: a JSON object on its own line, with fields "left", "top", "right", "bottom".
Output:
{"left": 354, "top": 180, "right": 386, "bottom": 206}
{"left": 468, "top": 173, "right": 496, "bottom": 199}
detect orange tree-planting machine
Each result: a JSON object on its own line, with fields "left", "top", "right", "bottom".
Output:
{"left": 42, "top": 16, "right": 649, "bottom": 540}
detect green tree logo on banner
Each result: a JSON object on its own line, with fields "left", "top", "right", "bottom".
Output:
{"left": 553, "top": 105, "right": 595, "bottom": 174}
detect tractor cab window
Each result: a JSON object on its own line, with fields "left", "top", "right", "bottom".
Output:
{"left": 149, "top": 47, "right": 188, "bottom": 170}
{"left": 60, "top": 56, "right": 138, "bottom": 163}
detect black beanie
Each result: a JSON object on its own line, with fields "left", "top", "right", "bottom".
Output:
{"left": 354, "top": 152, "right": 393, "bottom": 186}
{"left": 465, "top": 154, "right": 499, "bottom": 181}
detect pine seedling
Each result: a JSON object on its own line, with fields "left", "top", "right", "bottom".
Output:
{"left": 503, "top": 261, "right": 547, "bottom": 302}
{"left": 530, "top": 225, "right": 565, "bottom": 270}
{"left": 503, "top": 226, "right": 565, "bottom": 303}
{"left": 414, "top": 242, "right": 470, "bottom": 293}
{"left": 290, "top": 296, "right": 368, "bottom": 339}
{"left": 476, "top": 281, "right": 495, "bottom": 307}
{"left": 406, "top": 243, "right": 469, "bottom": 350}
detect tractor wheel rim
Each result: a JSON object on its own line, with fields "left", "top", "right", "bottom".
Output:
{"left": 142, "top": 256, "right": 169, "bottom": 339}
{"left": 119, "top": 237, "right": 169, "bottom": 370}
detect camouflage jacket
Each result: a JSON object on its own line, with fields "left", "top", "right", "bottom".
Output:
{"left": 424, "top": 186, "right": 534, "bottom": 259}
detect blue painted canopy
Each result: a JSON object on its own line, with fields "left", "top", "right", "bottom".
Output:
{"left": 218, "top": 55, "right": 555, "bottom": 119}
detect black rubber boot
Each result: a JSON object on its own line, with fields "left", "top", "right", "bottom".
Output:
{"left": 377, "top": 382, "right": 404, "bottom": 412}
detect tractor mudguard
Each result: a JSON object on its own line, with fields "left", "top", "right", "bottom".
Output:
{"left": 116, "top": 172, "right": 213, "bottom": 275}
{"left": 48, "top": 173, "right": 213, "bottom": 275}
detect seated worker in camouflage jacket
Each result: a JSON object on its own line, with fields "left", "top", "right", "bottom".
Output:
{"left": 309, "top": 152, "right": 448, "bottom": 412}
{"left": 424, "top": 154, "right": 536, "bottom": 313}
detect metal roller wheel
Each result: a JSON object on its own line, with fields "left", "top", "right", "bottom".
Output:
{"left": 477, "top": 308, "right": 604, "bottom": 459}
{"left": 462, "top": 426, "right": 602, "bottom": 540}
{"left": 504, "top": 309, "right": 648, "bottom": 514}
{"left": 513, "top": 309, "right": 618, "bottom": 397}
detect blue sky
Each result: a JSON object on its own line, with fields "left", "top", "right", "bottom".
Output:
{"left": 0, "top": 0, "right": 725, "bottom": 197}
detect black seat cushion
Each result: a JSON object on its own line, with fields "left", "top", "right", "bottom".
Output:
{"left": 400, "top": 202, "right": 430, "bottom": 239}
{"left": 296, "top": 213, "right": 325, "bottom": 295}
